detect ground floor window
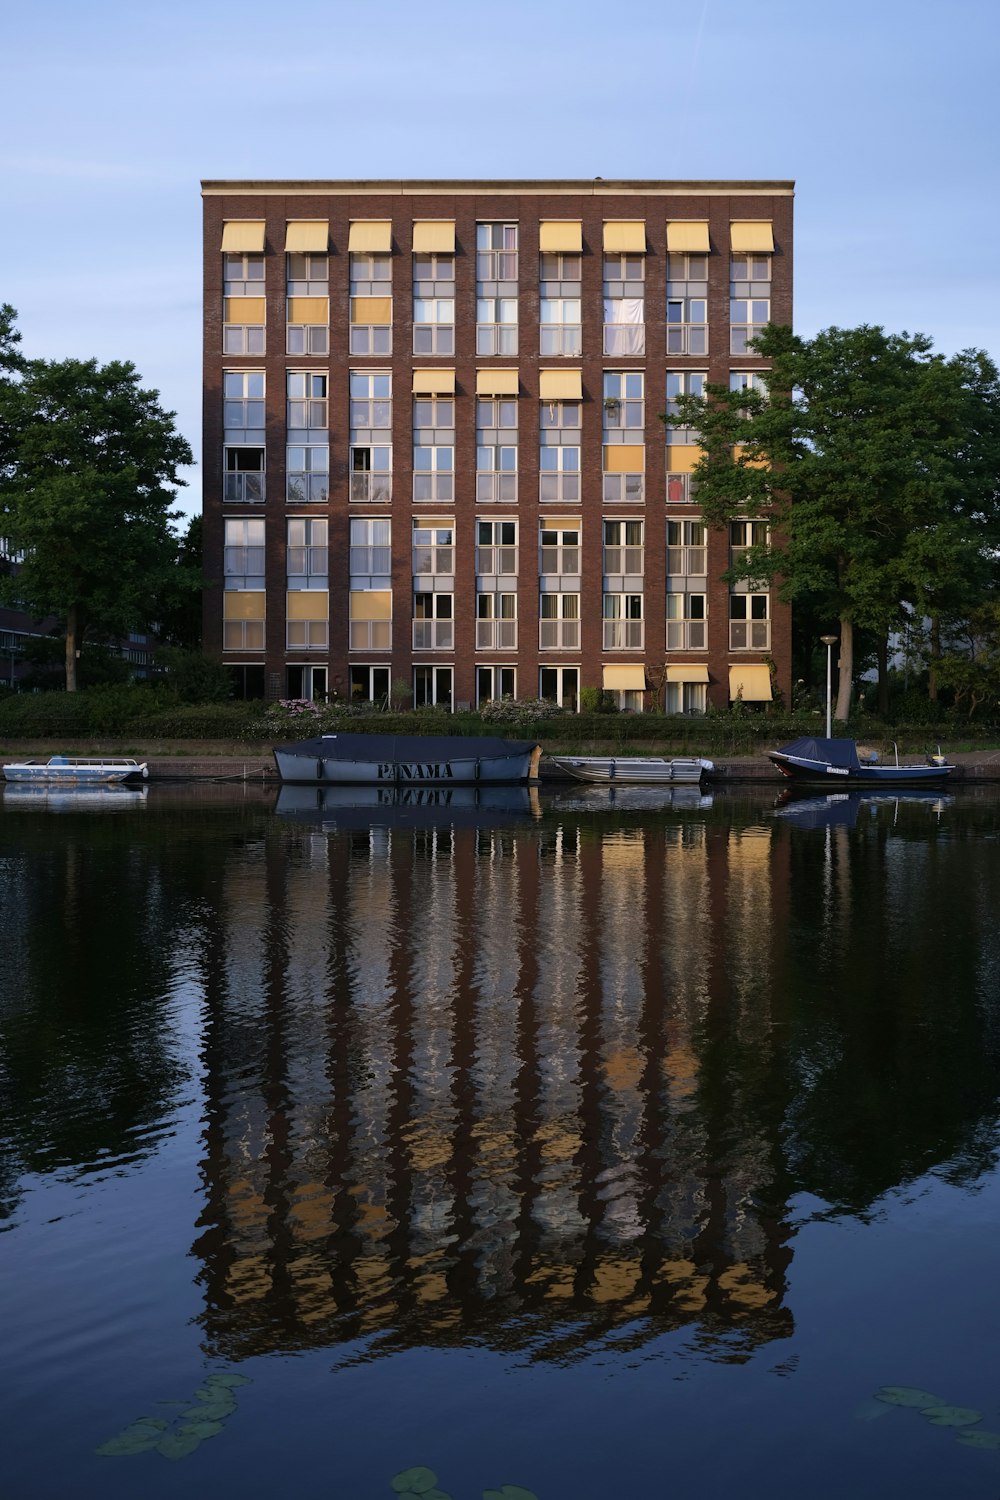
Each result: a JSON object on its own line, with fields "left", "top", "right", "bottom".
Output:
{"left": 476, "top": 665, "right": 516, "bottom": 704}
{"left": 350, "top": 665, "right": 391, "bottom": 707}
{"left": 665, "top": 681, "right": 707, "bottom": 715}
{"left": 414, "top": 665, "right": 453, "bottom": 710}
{"left": 609, "top": 688, "right": 645, "bottom": 713}
{"left": 226, "top": 664, "right": 265, "bottom": 699}
{"left": 539, "top": 666, "right": 579, "bottom": 712}
{"left": 286, "top": 664, "right": 328, "bottom": 701}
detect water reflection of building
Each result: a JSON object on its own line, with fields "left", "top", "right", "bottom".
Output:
{"left": 192, "top": 809, "right": 795, "bottom": 1364}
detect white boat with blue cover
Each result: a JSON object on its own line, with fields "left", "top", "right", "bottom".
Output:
{"left": 768, "top": 737, "right": 954, "bottom": 787}
{"left": 273, "top": 732, "right": 541, "bottom": 785}
{"left": 2, "top": 756, "right": 149, "bottom": 784}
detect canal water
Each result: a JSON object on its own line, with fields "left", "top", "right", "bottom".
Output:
{"left": 3, "top": 781, "right": 1000, "bottom": 1499}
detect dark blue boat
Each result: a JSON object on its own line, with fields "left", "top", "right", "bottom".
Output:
{"left": 768, "top": 737, "right": 954, "bottom": 787}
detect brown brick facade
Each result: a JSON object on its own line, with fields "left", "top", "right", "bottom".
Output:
{"left": 202, "top": 179, "right": 794, "bottom": 708}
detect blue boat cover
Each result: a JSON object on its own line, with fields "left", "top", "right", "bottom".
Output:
{"left": 277, "top": 732, "right": 537, "bottom": 761}
{"left": 775, "top": 738, "right": 862, "bottom": 770}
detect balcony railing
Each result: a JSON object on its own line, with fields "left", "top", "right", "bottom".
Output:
{"left": 476, "top": 620, "right": 518, "bottom": 650}
{"left": 540, "top": 326, "right": 582, "bottom": 356}
{"left": 603, "top": 547, "right": 644, "bottom": 576}
{"left": 412, "top": 547, "right": 455, "bottom": 578}
{"left": 476, "top": 473, "right": 518, "bottom": 503}
{"left": 539, "top": 620, "right": 580, "bottom": 650}
{"left": 666, "top": 473, "right": 696, "bottom": 505}
{"left": 476, "top": 545, "right": 518, "bottom": 576}
{"left": 412, "top": 620, "right": 454, "bottom": 650}
{"left": 350, "top": 473, "right": 392, "bottom": 504}
{"left": 286, "top": 475, "right": 329, "bottom": 504}
{"left": 602, "top": 474, "right": 645, "bottom": 502}
{"left": 539, "top": 473, "right": 580, "bottom": 503}
{"left": 349, "top": 620, "right": 392, "bottom": 651}
{"left": 224, "top": 473, "right": 265, "bottom": 504}
{"left": 666, "top": 324, "right": 708, "bottom": 355}
{"left": 223, "top": 621, "right": 264, "bottom": 650}
{"left": 729, "top": 620, "right": 770, "bottom": 650}
{"left": 348, "top": 546, "right": 391, "bottom": 575}
{"left": 540, "top": 547, "right": 580, "bottom": 576}
{"left": 603, "top": 619, "right": 644, "bottom": 650}
{"left": 666, "top": 546, "right": 707, "bottom": 576}
{"left": 666, "top": 620, "right": 707, "bottom": 650}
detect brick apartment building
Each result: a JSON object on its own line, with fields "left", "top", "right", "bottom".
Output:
{"left": 201, "top": 179, "right": 793, "bottom": 711}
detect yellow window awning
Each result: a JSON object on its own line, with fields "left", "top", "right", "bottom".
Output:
{"left": 476, "top": 369, "right": 519, "bottom": 397}
{"left": 665, "top": 664, "right": 710, "bottom": 684}
{"left": 666, "top": 220, "right": 710, "bottom": 254}
{"left": 350, "top": 590, "right": 392, "bottom": 621}
{"left": 539, "top": 369, "right": 582, "bottom": 401}
{"left": 412, "top": 221, "right": 455, "bottom": 254}
{"left": 729, "top": 664, "right": 773, "bottom": 701}
{"left": 350, "top": 296, "right": 392, "bottom": 324}
{"left": 603, "top": 665, "right": 647, "bottom": 690}
{"left": 412, "top": 368, "right": 456, "bottom": 395}
{"left": 540, "top": 517, "right": 579, "bottom": 529}
{"left": 286, "top": 590, "right": 329, "bottom": 621}
{"left": 730, "top": 220, "right": 774, "bottom": 253}
{"left": 223, "top": 591, "right": 265, "bottom": 621}
{"left": 286, "top": 296, "right": 328, "bottom": 324}
{"left": 540, "top": 220, "right": 583, "bottom": 253}
{"left": 604, "top": 444, "right": 645, "bottom": 474}
{"left": 603, "top": 220, "right": 646, "bottom": 253}
{"left": 222, "top": 221, "right": 265, "bottom": 253}
{"left": 285, "top": 221, "right": 329, "bottom": 253}
{"left": 224, "top": 297, "right": 265, "bottom": 324}
{"left": 349, "top": 220, "right": 392, "bottom": 253}
{"left": 665, "top": 442, "right": 700, "bottom": 474}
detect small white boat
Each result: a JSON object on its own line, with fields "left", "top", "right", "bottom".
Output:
{"left": 548, "top": 755, "right": 713, "bottom": 785}
{"left": 2, "top": 756, "right": 149, "bottom": 784}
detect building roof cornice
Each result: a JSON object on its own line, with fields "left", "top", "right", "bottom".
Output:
{"left": 201, "top": 178, "right": 795, "bottom": 198}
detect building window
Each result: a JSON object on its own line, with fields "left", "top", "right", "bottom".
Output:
{"left": 603, "top": 253, "right": 645, "bottom": 356}
{"left": 539, "top": 399, "right": 581, "bottom": 503}
{"left": 224, "top": 446, "right": 265, "bottom": 504}
{"left": 666, "top": 252, "right": 708, "bottom": 355}
{"left": 224, "top": 253, "right": 265, "bottom": 298}
{"left": 350, "top": 252, "right": 392, "bottom": 355}
{"left": 603, "top": 372, "right": 645, "bottom": 502}
{"left": 350, "top": 371, "right": 392, "bottom": 503}
{"left": 413, "top": 592, "right": 454, "bottom": 650}
{"left": 286, "top": 252, "right": 329, "bottom": 355}
{"left": 287, "top": 665, "right": 328, "bottom": 701}
{"left": 665, "top": 679, "right": 707, "bottom": 715}
{"left": 666, "top": 471, "right": 696, "bottom": 505}
{"left": 729, "top": 591, "right": 770, "bottom": 649}
{"left": 223, "top": 370, "right": 265, "bottom": 438}
{"left": 539, "top": 592, "right": 580, "bottom": 650}
{"left": 730, "top": 253, "right": 771, "bottom": 354}
{"left": 667, "top": 518, "right": 707, "bottom": 575}
{"left": 477, "top": 519, "right": 517, "bottom": 577}
{"left": 287, "top": 517, "right": 328, "bottom": 589}
{"left": 223, "top": 254, "right": 265, "bottom": 354}
{"left": 603, "top": 519, "right": 644, "bottom": 578}
{"left": 286, "top": 445, "right": 329, "bottom": 503}
{"left": 224, "top": 518, "right": 265, "bottom": 590}
{"left": 412, "top": 521, "right": 455, "bottom": 580}
{"left": 287, "top": 614, "right": 328, "bottom": 651}
{"left": 730, "top": 369, "right": 769, "bottom": 399}
{"left": 730, "top": 519, "right": 770, "bottom": 570}
{"left": 539, "top": 251, "right": 582, "bottom": 356}
{"left": 666, "top": 591, "right": 707, "bottom": 650}
{"left": 349, "top": 517, "right": 392, "bottom": 584}
{"left": 413, "top": 252, "right": 455, "bottom": 355}
{"left": 286, "top": 372, "right": 328, "bottom": 432}
{"left": 665, "top": 371, "right": 705, "bottom": 444}
{"left": 223, "top": 615, "right": 264, "bottom": 652}
{"left": 350, "top": 664, "right": 391, "bottom": 707}
{"left": 413, "top": 396, "right": 454, "bottom": 501}
{"left": 476, "top": 591, "right": 517, "bottom": 650}
{"left": 476, "top": 397, "right": 518, "bottom": 502}
{"left": 414, "top": 665, "right": 453, "bottom": 710}
{"left": 477, "top": 223, "right": 518, "bottom": 355}
{"left": 539, "top": 665, "right": 579, "bottom": 711}
{"left": 539, "top": 523, "right": 580, "bottom": 578}
{"left": 477, "top": 665, "right": 516, "bottom": 705}
{"left": 602, "top": 593, "right": 643, "bottom": 650}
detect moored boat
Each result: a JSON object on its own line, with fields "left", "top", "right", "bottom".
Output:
{"left": 2, "top": 756, "right": 149, "bottom": 784}
{"left": 547, "top": 754, "right": 713, "bottom": 786}
{"left": 273, "top": 732, "right": 541, "bottom": 785}
{"left": 767, "top": 737, "right": 954, "bottom": 786}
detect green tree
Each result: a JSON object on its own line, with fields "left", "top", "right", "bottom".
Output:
{"left": 0, "top": 349, "right": 193, "bottom": 690}
{"left": 665, "top": 325, "right": 1000, "bottom": 721}
{"left": 155, "top": 513, "right": 204, "bottom": 651}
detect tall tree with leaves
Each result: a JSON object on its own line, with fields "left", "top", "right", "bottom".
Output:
{"left": 666, "top": 324, "right": 1000, "bottom": 720}
{"left": 0, "top": 343, "right": 193, "bottom": 690}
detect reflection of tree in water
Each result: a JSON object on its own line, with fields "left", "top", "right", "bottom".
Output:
{"left": 192, "top": 816, "right": 799, "bottom": 1366}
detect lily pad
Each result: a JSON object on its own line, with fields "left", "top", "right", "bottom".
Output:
{"left": 483, "top": 1489, "right": 540, "bottom": 1500}
{"left": 157, "top": 1430, "right": 203, "bottom": 1460}
{"left": 391, "top": 1469, "right": 438, "bottom": 1494}
{"left": 956, "top": 1429, "right": 1000, "bottom": 1450}
{"left": 921, "top": 1406, "right": 982, "bottom": 1428}
{"left": 875, "top": 1386, "right": 944, "bottom": 1409}
{"left": 96, "top": 1421, "right": 167, "bottom": 1457}
{"left": 184, "top": 1399, "right": 236, "bottom": 1421}
{"left": 178, "top": 1418, "right": 225, "bottom": 1439}
{"left": 204, "top": 1372, "right": 251, "bottom": 1389}
{"left": 854, "top": 1398, "right": 893, "bottom": 1423}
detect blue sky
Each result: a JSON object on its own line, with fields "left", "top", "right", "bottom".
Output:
{"left": 2, "top": 0, "right": 997, "bottom": 519}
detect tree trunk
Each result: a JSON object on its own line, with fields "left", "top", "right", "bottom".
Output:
{"left": 876, "top": 634, "right": 889, "bottom": 717}
{"left": 834, "top": 615, "right": 853, "bottom": 722}
{"left": 928, "top": 614, "right": 941, "bottom": 701}
{"left": 65, "top": 604, "right": 78, "bottom": 693}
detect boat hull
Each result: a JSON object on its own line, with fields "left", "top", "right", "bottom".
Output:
{"left": 768, "top": 752, "right": 953, "bottom": 787}
{"left": 273, "top": 733, "right": 541, "bottom": 786}
{"left": 548, "top": 756, "right": 713, "bottom": 785}
{"left": 3, "top": 758, "right": 148, "bottom": 784}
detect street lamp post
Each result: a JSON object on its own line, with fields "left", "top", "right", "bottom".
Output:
{"left": 820, "top": 634, "right": 838, "bottom": 739}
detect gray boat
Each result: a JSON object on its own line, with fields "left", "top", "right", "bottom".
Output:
{"left": 273, "top": 731, "right": 541, "bottom": 785}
